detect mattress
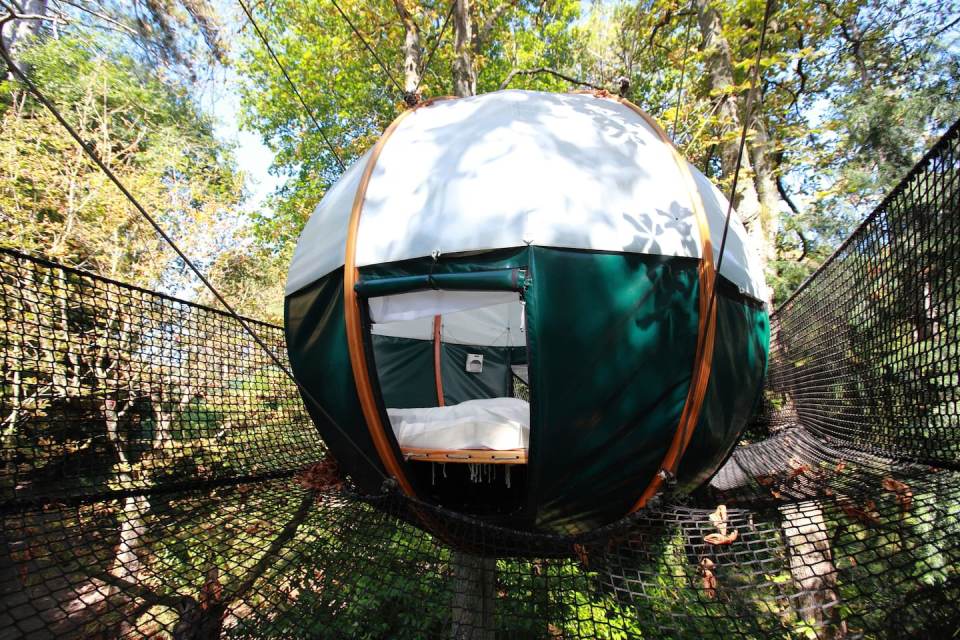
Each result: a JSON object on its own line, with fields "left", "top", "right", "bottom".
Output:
{"left": 387, "top": 398, "right": 529, "bottom": 451}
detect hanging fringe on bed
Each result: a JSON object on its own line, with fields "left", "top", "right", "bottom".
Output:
{"left": 464, "top": 463, "right": 511, "bottom": 485}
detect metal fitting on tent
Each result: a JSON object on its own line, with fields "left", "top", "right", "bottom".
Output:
{"left": 657, "top": 468, "right": 677, "bottom": 487}
{"left": 381, "top": 477, "right": 399, "bottom": 494}
{"left": 428, "top": 249, "right": 441, "bottom": 289}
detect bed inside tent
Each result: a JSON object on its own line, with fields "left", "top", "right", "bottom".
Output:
{"left": 365, "top": 275, "right": 530, "bottom": 514}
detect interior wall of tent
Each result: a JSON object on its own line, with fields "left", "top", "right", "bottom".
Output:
{"left": 371, "top": 302, "right": 527, "bottom": 409}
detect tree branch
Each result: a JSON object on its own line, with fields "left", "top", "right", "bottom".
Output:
{"left": 93, "top": 572, "right": 185, "bottom": 609}
{"left": 776, "top": 176, "right": 808, "bottom": 262}
{"left": 794, "top": 227, "right": 808, "bottom": 262}
{"left": 0, "top": 5, "right": 66, "bottom": 23}
{"left": 58, "top": 0, "right": 138, "bottom": 37}
{"left": 498, "top": 66, "right": 604, "bottom": 91}
{"left": 474, "top": 0, "right": 519, "bottom": 51}
{"left": 776, "top": 175, "right": 800, "bottom": 215}
{"left": 229, "top": 491, "right": 315, "bottom": 598}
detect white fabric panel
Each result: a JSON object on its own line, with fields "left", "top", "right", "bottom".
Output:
{"left": 286, "top": 148, "right": 372, "bottom": 296}
{"left": 370, "top": 315, "right": 433, "bottom": 341}
{"left": 370, "top": 298, "right": 525, "bottom": 347}
{"left": 388, "top": 398, "right": 529, "bottom": 450}
{"left": 286, "top": 90, "right": 764, "bottom": 302}
{"left": 441, "top": 301, "right": 524, "bottom": 347}
{"left": 368, "top": 289, "right": 517, "bottom": 324}
{"left": 355, "top": 92, "right": 701, "bottom": 269}
{"left": 688, "top": 164, "right": 767, "bottom": 300}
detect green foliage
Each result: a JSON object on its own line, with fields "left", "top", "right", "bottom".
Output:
{"left": 0, "top": 35, "right": 244, "bottom": 291}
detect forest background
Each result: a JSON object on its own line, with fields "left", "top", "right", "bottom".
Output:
{"left": 2, "top": 0, "right": 958, "bottom": 322}
{"left": 1, "top": 2, "right": 958, "bottom": 636}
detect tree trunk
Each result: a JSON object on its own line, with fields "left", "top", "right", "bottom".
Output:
{"left": 450, "top": 550, "right": 495, "bottom": 639}
{"left": 750, "top": 116, "right": 781, "bottom": 301}
{"left": 392, "top": 0, "right": 422, "bottom": 96}
{"left": 773, "top": 385, "right": 845, "bottom": 637}
{"left": 779, "top": 502, "right": 846, "bottom": 638}
{"left": 694, "top": 0, "right": 769, "bottom": 294}
{"left": 1, "top": 0, "right": 49, "bottom": 79}
{"left": 110, "top": 494, "right": 149, "bottom": 585}
{"left": 452, "top": 0, "right": 476, "bottom": 97}
{"left": 449, "top": 7, "right": 493, "bottom": 627}
{"left": 103, "top": 397, "right": 151, "bottom": 635}
{"left": 151, "top": 391, "right": 173, "bottom": 449}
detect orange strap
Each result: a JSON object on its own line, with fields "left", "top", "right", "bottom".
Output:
{"left": 433, "top": 315, "right": 445, "bottom": 406}
{"left": 574, "top": 91, "right": 719, "bottom": 513}
{"left": 344, "top": 97, "right": 455, "bottom": 499}
{"left": 621, "top": 96, "right": 718, "bottom": 512}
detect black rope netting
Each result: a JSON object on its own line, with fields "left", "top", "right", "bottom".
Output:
{"left": 1, "top": 120, "right": 959, "bottom": 639}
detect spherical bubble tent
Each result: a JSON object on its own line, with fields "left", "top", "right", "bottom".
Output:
{"left": 4, "top": 83, "right": 960, "bottom": 638}
{"left": 285, "top": 90, "right": 770, "bottom": 535}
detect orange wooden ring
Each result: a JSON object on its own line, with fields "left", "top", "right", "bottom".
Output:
{"left": 571, "top": 91, "right": 719, "bottom": 513}
{"left": 344, "top": 98, "right": 456, "bottom": 499}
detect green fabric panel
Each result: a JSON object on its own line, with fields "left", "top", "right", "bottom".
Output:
{"left": 357, "top": 269, "right": 520, "bottom": 297}
{"left": 359, "top": 247, "right": 529, "bottom": 281}
{"left": 676, "top": 290, "right": 770, "bottom": 491}
{"left": 525, "top": 248, "right": 701, "bottom": 534}
{"left": 284, "top": 269, "right": 386, "bottom": 493}
{"left": 371, "top": 335, "right": 437, "bottom": 409}
{"left": 440, "top": 343, "right": 512, "bottom": 405}
{"left": 286, "top": 250, "right": 767, "bottom": 534}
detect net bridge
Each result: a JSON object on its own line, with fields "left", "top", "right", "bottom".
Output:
{"left": 1, "top": 120, "right": 959, "bottom": 639}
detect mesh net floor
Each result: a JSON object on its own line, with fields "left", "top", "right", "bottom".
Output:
{"left": 2, "top": 120, "right": 959, "bottom": 639}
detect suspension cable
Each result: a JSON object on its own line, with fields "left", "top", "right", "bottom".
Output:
{"left": 413, "top": 0, "right": 456, "bottom": 96}
{"left": 671, "top": 1, "right": 696, "bottom": 141}
{"left": 713, "top": 0, "right": 776, "bottom": 281}
{"left": 671, "top": 0, "right": 776, "bottom": 479}
{"left": 0, "top": 12, "right": 389, "bottom": 482}
{"left": 236, "top": 0, "right": 346, "bottom": 172}
{"left": 329, "top": 0, "right": 406, "bottom": 97}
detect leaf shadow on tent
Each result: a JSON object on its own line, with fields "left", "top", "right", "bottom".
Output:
{"left": 359, "top": 90, "right": 689, "bottom": 263}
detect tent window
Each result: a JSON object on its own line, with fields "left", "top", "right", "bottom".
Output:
{"left": 367, "top": 288, "right": 530, "bottom": 515}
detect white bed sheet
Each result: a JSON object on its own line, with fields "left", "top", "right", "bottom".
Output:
{"left": 387, "top": 398, "right": 529, "bottom": 450}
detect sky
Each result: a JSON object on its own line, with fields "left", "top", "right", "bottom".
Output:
{"left": 205, "top": 72, "right": 281, "bottom": 213}
{"left": 202, "top": 1, "right": 284, "bottom": 215}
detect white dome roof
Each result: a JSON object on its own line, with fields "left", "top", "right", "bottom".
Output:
{"left": 286, "top": 90, "right": 765, "bottom": 301}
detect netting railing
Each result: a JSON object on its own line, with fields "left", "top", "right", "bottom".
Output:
{"left": 760, "top": 120, "right": 960, "bottom": 469}
{"left": 1, "top": 119, "right": 959, "bottom": 639}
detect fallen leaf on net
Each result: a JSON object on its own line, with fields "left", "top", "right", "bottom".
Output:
{"left": 840, "top": 500, "right": 881, "bottom": 526}
{"left": 200, "top": 567, "right": 222, "bottom": 611}
{"left": 881, "top": 476, "right": 909, "bottom": 493}
{"left": 700, "top": 558, "right": 718, "bottom": 599}
{"left": 788, "top": 464, "right": 811, "bottom": 479}
{"left": 572, "top": 543, "right": 590, "bottom": 569}
{"left": 895, "top": 492, "right": 913, "bottom": 512}
{"left": 882, "top": 477, "right": 913, "bottom": 512}
{"left": 755, "top": 474, "right": 776, "bottom": 487}
{"left": 704, "top": 530, "right": 738, "bottom": 545}
{"left": 709, "top": 505, "right": 728, "bottom": 535}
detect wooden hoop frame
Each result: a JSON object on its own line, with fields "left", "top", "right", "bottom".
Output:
{"left": 346, "top": 91, "right": 716, "bottom": 506}
{"left": 570, "top": 91, "right": 719, "bottom": 512}
{"left": 344, "top": 98, "right": 455, "bottom": 499}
